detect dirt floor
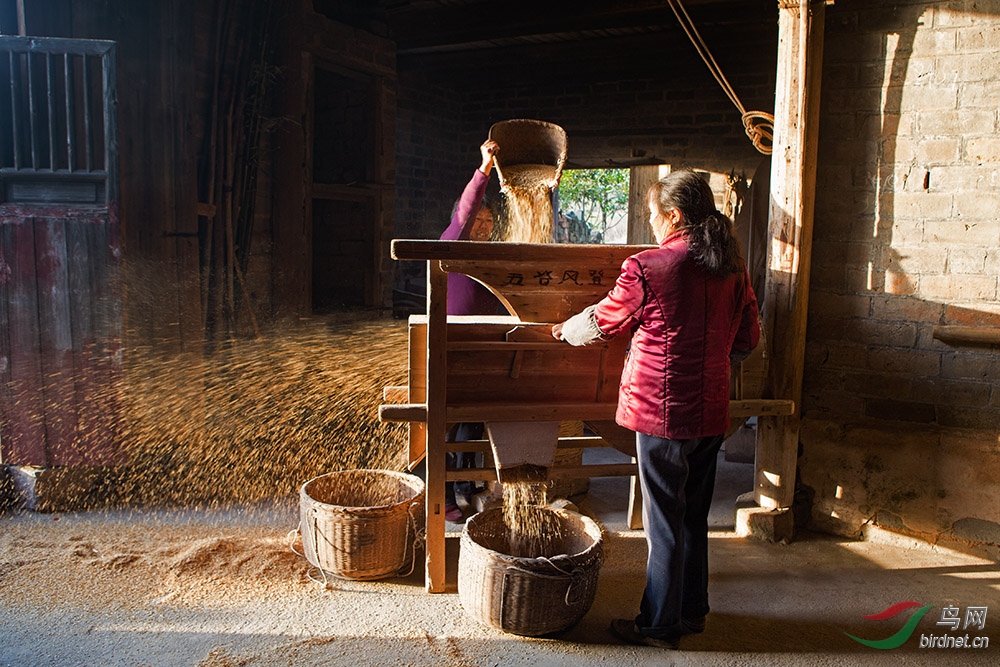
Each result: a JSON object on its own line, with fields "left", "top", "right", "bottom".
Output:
{"left": 2, "top": 450, "right": 998, "bottom": 667}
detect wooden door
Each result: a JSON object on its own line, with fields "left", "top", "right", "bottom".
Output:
{"left": 0, "top": 36, "right": 122, "bottom": 467}
{"left": 310, "top": 65, "right": 381, "bottom": 312}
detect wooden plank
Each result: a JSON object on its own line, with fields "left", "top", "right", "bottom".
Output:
{"left": 406, "top": 320, "right": 426, "bottom": 465}
{"left": 447, "top": 340, "right": 573, "bottom": 351}
{"left": 379, "top": 403, "right": 427, "bottom": 423}
{"left": 628, "top": 472, "right": 643, "bottom": 530}
{"left": 424, "top": 261, "right": 448, "bottom": 593}
{"left": 392, "top": 239, "right": 651, "bottom": 264}
{"left": 932, "top": 325, "right": 1000, "bottom": 346}
{"left": 730, "top": 399, "right": 795, "bottom": 418}
{"left": 440, "top": 259, "right": 618, "bottom": 322}
{"left": 756, "top": 0, "right": 826, "bottom": 510}
{"left": 382, "top": 400, "right": 795, "bottom": 425}
{"left": 444, "top": 462, "right": 637, "bottom": 483}
{"left": 0, "top": 221, "right": 11, "bottom": 464}
{"left": 449, "top": 436, "right": 612, "bottom": 453}
{"left": 547, "top": 463, "right": 636, "bottom": 479}
{"left": 628, "top": 165, "right": 667, "bottom": 244}
{"left": 407, "top": 319, "right": 627, "bottom": 405}
{"left": 0, "top": 35, "right": 116, "bottom": 57}
{"left": 35, "top": 218, "right": 79, "bottom": 465}
{"left": 65, "top": 218, "right": 96, "bottom": 465}
{"left": 89, "top": 212, "right": 124, "bottom": 465}
{"left": 3, "top": 217, "right": 47, "bottom": 464}
{"left": 448, "top": 403, "right": 619, "bottom": 423}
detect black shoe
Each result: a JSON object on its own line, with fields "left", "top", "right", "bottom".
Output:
{"left": 682, "top": 616, "right": 706, "bottom": 634}
{"left": 609, "top": 618, "right": 679, "bottom": 650}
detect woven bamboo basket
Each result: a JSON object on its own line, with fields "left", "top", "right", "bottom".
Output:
{"left": 298, "top": 469, "right": 425, "bottom": 581}
{"left": 488, "top": 118, "right": 567, "bottom": 189}
{"left": 458, "top": 507, "right": 604, "bottom": 636}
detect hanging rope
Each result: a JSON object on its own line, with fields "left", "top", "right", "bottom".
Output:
{"left": 666, "top": 0, "right": 774, "bottom": 155}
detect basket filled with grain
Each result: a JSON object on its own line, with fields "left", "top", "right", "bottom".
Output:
{"left": 488, "top": 118, "right": 567, "bottom": 190}
{"left": 297, "top": 469, "right": 424, "bottom": 581}
{"left": 458, "top": 506, "right": 604, "bottom": 636}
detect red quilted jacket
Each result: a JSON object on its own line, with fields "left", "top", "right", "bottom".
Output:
{"left": 594, "top": 230, "right": 760, "bottom": 439}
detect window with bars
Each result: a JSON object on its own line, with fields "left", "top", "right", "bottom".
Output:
{"left": 0, "top": 35, "right": 117, "bottom": 205}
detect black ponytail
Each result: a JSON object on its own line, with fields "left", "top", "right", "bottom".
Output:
{"left": 648, "top": 170, "right": 744, "bottom": 275}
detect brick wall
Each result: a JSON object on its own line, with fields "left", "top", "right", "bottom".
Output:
{"left": 803, "top": 0, "right": 1000, "bottom": 549}
{"left": 393, "top": 18, "right": 779, "bottom": 296}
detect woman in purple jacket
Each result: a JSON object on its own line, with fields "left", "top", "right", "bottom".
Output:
{"left": 441, "top": 138, "right": 503, "bottom": 521}
{"left": 553, "top": 169, "right": 760, "bottom": 649}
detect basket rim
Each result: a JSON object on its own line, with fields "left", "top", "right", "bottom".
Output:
{"left": 461, "top": 507, "right": 603, "bottom": 568}
{"left": 300, "top": 469, "right": 425, "bottom": 512}
{"left": 488, "top": 118, "right": 567, "bottom": 169}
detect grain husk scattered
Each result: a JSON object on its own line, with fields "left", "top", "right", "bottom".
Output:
{"left": 103, "top": 317, "right": 410, "bottom": 509}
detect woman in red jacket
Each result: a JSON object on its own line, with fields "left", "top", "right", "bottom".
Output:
{"left": 553, "top": 169, "right": 760, "bottom": 649}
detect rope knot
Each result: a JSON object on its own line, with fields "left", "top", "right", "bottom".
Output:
{"left": 742, "top": 111, "right": 775, "bottom": 155}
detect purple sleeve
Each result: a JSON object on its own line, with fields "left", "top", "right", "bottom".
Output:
{"left": 440, "top": 169, "right": 488, "bottom": 241}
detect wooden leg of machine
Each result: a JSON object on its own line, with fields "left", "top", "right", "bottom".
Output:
{"left": 424, "top": 453, "right": 446, "bottom": 592}
{"left": 627, "top": 462, "right": 643, "bottom": 530}
{"left": 424, "top": 437, "right": 447, "bottom": 592}
{"left": 424, "top": 261, "right": 449, "bottom": 593}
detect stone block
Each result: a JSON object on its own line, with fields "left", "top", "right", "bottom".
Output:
{"left": 6, "top": 465, "right": 116, "bottom": 513}
{"left": 735, "top": 492, "right": 795, "bottom": 542}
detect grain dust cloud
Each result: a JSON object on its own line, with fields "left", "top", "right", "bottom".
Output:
{"left": 24, "top": 316, "right": 412, "bottom": 510}
{"left": 116, "top": 318, "right": 409, "bottom": 508}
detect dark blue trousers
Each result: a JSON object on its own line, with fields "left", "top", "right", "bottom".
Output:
{"left": 634, "top": 431, "right": 725, "bottom": 639}
{"left": 445, "top": 422, "right": 484, "bottom": 504}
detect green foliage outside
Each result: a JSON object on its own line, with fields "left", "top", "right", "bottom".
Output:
{"left": 556, "top": 168, "right": 630, "bottom": 244}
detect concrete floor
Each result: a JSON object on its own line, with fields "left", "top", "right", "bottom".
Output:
{"left": 1, "top": 446, "right": 997, "bottom": 666}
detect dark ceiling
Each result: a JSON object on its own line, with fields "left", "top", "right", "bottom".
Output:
{"left": 316, "top": 0, "right": 777, "bottom": 58}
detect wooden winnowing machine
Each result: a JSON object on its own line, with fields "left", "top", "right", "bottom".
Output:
{"left": 378, "top": 239, "right": 793, "bottom": 593}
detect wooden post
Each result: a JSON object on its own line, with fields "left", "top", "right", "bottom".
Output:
{"left": 755, "top": 0, "right": 827, "bottom": 510}
{"left": 627, "top": 165, "right": 670, "bottom": 245}
{"left": 424, "top": 261, "right": 449, "bottom": 592}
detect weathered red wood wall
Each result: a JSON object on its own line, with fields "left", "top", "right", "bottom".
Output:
{"left": 0, "top": 206, "right": 122, "bottom": 467}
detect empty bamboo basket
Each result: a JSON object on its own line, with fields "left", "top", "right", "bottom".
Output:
{"left": 458, "top": 507, "right": 604, "bottom": 636}
{"left": 298, "top": 469, "right": 425, "bottom": 581}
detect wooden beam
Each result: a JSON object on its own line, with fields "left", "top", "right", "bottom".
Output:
{"left": 445, "top": 463, "right": 637, "bottom": 483}
{"left": 424, "top": 261, "right": 448, "bottom": 593}
{"left": 392, "top": 239, "right": 651, "bottom": 263}
{"left": 731, "top": 399, "right": 795, "bottom": 418}
{"left": 380, "top": 399, "right": 794, "bottom": 424}
{"left": 932, "top": 325, "right": 1000, "bottom": 346}
{"left": 756, "top": 0, "right": 827, "bottom": 510}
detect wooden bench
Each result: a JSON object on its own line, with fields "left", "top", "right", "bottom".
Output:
{"left": 378, "top": 239, "right": 794, "bottom": 592}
